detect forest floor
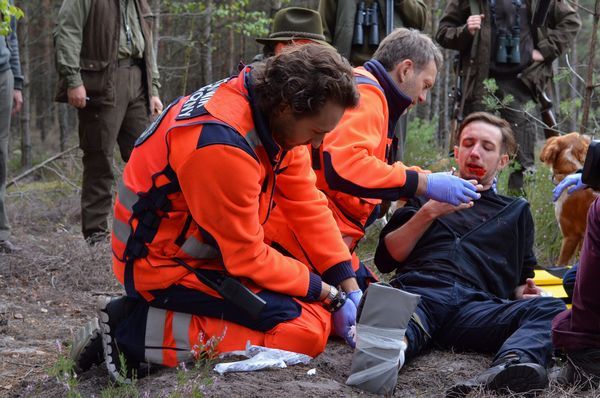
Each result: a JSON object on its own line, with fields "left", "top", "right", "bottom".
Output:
{"left": 0, "top": 161, "right": 596, "bottom": 398}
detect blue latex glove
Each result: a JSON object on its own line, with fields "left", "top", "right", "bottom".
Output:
{"left": 347, "top": 289, "right": 363, "bottom": 308}
{"left": 333, "top": 299, "right": 358, "bottom": 348}
{"left": 553, "top": 173, "right": 586, "bottom": 202}
{"left": 425, "top": 173, "right": 480, "bottom": 206}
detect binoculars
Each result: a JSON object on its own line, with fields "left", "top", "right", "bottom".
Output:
{"left": 353, "top": 1, "right": 380, "bottom": 47}
{"left": 495, "top": 28, "right": 521, "bottom": 64}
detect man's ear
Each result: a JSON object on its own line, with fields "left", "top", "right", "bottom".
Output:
{"left": 394, "top": 59, "right": 413, "bottom": 83}
{"left": 497, "top": 153, "right": 510, "bottom": 170}
{"left": 453, "top": 145, "right": 459, "bottom": 159}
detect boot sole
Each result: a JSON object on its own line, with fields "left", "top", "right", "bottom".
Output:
{"left": 489, "top": 363, "right": 548, "bottom": 393}
{"left": 70, "top": 317, "right": 103, "bottom": 372}
{"left": 97, "top": 296, "right": 132, "bottom": 384}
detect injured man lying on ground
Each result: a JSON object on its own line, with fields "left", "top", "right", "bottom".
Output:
{"left": 354, "top": 112, "right": 567, "bottom": 396}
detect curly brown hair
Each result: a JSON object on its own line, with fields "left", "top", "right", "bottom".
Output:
{"left": 252, "top": 43, "right": 359, "bottom": 118}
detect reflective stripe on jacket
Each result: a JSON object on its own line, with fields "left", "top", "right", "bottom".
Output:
{"left": 112, "top": 67, "right": 353, "bottom": 301}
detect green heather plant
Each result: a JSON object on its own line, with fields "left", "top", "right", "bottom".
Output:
{"left": 47, "top": 342, "right": 81, "bottom": 398}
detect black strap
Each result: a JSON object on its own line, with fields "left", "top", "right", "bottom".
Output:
{"left": 173, "top": 258, "right": 267, "bottom": 319}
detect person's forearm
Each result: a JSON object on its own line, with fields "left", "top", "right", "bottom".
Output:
{"left": 339, "top": 277, "right": 360, "bottom": 293}
{"left": 318, "top": 278, "right": 359, "bottom": 300}
{"left": 150, "top": 48, "right": 160, "bottom": 97}
{"left": 415, "top": 172, "right": 427, "bottom": 196}
{"left": 385, "top": 206, "right": 435, "bottom": 262}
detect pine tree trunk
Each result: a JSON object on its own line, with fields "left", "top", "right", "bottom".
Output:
{"left": 227, "top": 0, "right": 235, "bottom": 75}
{"left": 58, "top": 103, "right": 69, "bottom": 152}
{"left": 201, "top": 0, "right": 213, "bottom": 85}
{"left": 568, "top": 2, "right": 579, "bottom": 133}
{"left": 18, "top": 5, "right": 31, "bottom": 169}
{"left": 152, "top": 0, "right": 160, "bottom": 60}
{"left": 270, "top": 0, "right": 283, "bottom": 16}
{"left": 439, "top": 49, "right": 452, "bottom": 148}
{"left": 580, "top": 0, "right": 600, "bottom": 134}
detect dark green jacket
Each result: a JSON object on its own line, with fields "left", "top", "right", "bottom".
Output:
{"left": 54, "top": 0, "right": 159, "bottom": 106}
{"left": 435, "top": 0, "right": 580, "bottom": 103}
{"left": 319, "top": 0, "right": 428, "bottom": 66}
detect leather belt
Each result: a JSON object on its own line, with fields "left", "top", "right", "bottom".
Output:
{"left": 118, "top": 58, "right": 143, "bottom": 67}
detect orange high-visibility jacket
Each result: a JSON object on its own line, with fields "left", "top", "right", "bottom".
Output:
{"left": 112, "top": 67, "right": 354, "bottom": 302}
{"left": 310, "top": 62, "right": 426, "bottom": 251}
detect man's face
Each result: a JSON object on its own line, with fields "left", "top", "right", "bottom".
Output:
{"left": 395, "top": 59, "right": 437, "bottom": 110}
{"left": 270, "top": 100, "right": 346, "bottom": 151}
{"left": 454, "top": 120, "right": 509, "bottom": 187}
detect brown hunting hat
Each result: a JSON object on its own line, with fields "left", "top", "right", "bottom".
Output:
{"left": 256, "top": 7, "right": 329, "bottom": 46}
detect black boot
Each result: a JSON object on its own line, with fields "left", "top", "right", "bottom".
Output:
{"left": 70, "top": 318, "right": 103, "bottom": 372}
{"left": 447, "top": 356, "right": 548, "bottom": 397}
{"left": 557, "top": 348, "right": 600, "bottom": 390}
{"left": 97, "top": 295, "right": 142, "bottom": 383}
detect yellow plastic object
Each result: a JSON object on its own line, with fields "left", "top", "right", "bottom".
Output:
{"left": 534, "top": 269, "right": 564, "bottom": 286}
{"left": 533, "top": 269, "right": 571, "bottom": 307}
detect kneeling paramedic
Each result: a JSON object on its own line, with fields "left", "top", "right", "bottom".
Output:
{"left": 71, "top": 44, "right": 366, "bottom": 382}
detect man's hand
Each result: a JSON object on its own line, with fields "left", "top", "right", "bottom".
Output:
{"left": 67, "top": 85, "right": 87, "bottom": 109}
{"left": 150, "top": 96, "right": 163, "bottom": 117}
{"left": 422, "top": 198, "right": 474, "bottom": 219}
{"left": 532, "top": 49, "right": 545, "bottom": 62}
{"left": 553, "top": 173, "right": 586, "bottom": 201}
{"left": 424, "top": 173, "right": 482, "bottom": 206}
{"left": 467, "top": 14, "right": 484, "bottom": 35}
{"left": 514, "top": 278, "right": 544, "bottom": 299}
{"left": 333, "top": 298, "right": 358, "bottom": 348}
{"left": 12, "top": 89, "right": 22, "bottom": 115}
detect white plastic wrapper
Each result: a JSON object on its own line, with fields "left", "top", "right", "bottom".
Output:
{"left": 214, "top": 343, "right": 312, "bottom": 374}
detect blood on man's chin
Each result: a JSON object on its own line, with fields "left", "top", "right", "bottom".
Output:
{"left": 466, "top": 166, "right": 486, "bottom": 178}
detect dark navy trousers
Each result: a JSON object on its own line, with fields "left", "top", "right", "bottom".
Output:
{"left": 392, "top": 271, "right": 566, "bottom": 367}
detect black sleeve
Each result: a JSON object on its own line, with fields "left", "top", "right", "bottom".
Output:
{"left": 374, "top": 199, "right": 420, "bottom": 274}
{"left": 583, "top": 141, "right": 600, "bottom": 190}
{"left": 519, "top": 206, "right": 537, "bottom": 284}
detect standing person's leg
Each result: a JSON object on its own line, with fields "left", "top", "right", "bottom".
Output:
{"left": 117, "top": 63, "right": 149, "bottom": 162}
{"left": 496, "top": 78, "right": 536, "bottom": 195}
{"left": 78, "top": 70, "right": 129, "bottom": 241}
{"left": 562, "top": 262, "right": 579, "bottom": 300}
{"left": 0, "top": 70, "right": 13, "bottom": 248}
{"left": 552, "top": 198, "right": 600, "bottom": 386}
{"left": 553, "top": 197, "right": 600, "bottom": 349}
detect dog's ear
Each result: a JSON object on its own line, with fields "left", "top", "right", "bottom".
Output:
{"left": 582, "top": 134, "right": 592, "bottom": 145}
{"left": 540, "top": 136, "right": 561, "bottom": 165}
{"left": 572, "top": 134, "right": 592, "bottom": 163}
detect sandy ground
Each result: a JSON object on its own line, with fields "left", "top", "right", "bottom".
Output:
{"left": 0, "top": 183, "right": 595, "bottom": 397}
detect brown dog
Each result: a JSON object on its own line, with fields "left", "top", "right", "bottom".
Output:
{"left": 540, "top": 132, "right": 597, "bottom": 266}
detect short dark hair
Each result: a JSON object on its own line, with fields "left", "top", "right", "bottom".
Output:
{"left": 373, "top": 28, "right": 443, "bottom": 72}
{"left": 252, "top": 43, "right": 359, "bottom": 117}
{"left": 457, "top": 112, "right": 517, "bottom": 156}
